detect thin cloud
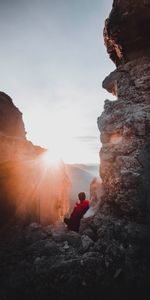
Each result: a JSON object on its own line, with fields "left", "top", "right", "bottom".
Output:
{"left": 75, "top": 136, "right": 98, "bottom": 142}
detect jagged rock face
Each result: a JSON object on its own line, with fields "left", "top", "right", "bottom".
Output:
{"left": 104, "top": 0, "right": 150, "bottom": 66}
{"left": 98, "top": 61, "right": 150, "bottom": 218}
{"left": 0, "top": 93, "right": 70, "bottom": 226}
{"left": 0, "top": 92, "right": 26, "bottom": 137}
{"left": 78, "top": 1, "right": 150, "bottom": 295}
{"left": 98, "top": 1, "right": 150, "bottom": 220}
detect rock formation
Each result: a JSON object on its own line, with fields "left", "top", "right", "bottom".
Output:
{"left": 98, "top": 0, "right": 150, "bottom": 222}
{"left": 0, "top": 92, "right": 26, "bottom": 138}
{"left": 83, "top": 177, "right": 104, "bottom": 218}
{"left": 0, "top": 2, "right": 150, "bottom": 299}
{"left": 80, "top": 0, "right": 150, "bottom": 295}
{"left": 0, "top": 92, "right": 70, "bottom": 226}
{"left": 103, "top": 0, "right": 150, "bottom": 66}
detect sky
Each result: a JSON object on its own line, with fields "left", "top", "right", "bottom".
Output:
{"left": 0, "top": 0, "right": 115, "bottom": 164}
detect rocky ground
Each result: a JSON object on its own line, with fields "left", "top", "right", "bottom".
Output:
{"left": 0, "top": 215, "right": 150, "bottom": 300}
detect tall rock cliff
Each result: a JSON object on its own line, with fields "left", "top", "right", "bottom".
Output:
{"left": 80, "top": 1, "right": 150, "bottom": 293}
{"left": 98, "top": 0, "right": 150, "bottom": 221}
{"left": 0, "top": 92, "right": 26, "bottom": 138}
{"left": 0, "top": 92, "right": 70, "bottom": 226}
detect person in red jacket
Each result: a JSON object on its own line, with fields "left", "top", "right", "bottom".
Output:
{"left": 64, "top": 192, "right": 89, "bottom": 232}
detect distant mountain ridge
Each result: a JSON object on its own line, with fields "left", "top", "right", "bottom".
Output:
{"left": 65, "top": 163, "right": 99, "bottom": 212}
{"left": 71, "top": 163, "right": 99, "bottom": 177}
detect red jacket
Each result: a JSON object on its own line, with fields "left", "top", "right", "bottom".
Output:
{"left": 68, "top": 200, "right": 89, "bottom": 232}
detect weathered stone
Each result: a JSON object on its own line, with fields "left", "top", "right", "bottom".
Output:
{"left": 94, "top": 1, "right": 150, "bottom": 292}
{"left": 98, "top": 44, "right": 150, "bottom": 219}
{"left": 27, "top": 239, "right": 60, "bottom": 256}
{"left": 65, "top": 231, "right": 81, "bottom": 247}
{"left": 104, "top": 0, "right": 150, "bottom": 66}
{"left": 81, "top": 234, "right": 94, "bottom": 251}
{"left": 0, "top": 92, "right": 26, "bottom": 138}
{"left": 25, "top": 225, "right": 47, "bottom": 243}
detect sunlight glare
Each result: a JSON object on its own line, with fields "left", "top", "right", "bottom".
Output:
{"left": 42, "top": 150, "right": 61, "bottom": 167}
{"left": 26, "top": 104, "right": 99, "bottom": 164}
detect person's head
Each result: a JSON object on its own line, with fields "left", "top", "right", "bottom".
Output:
{"left": 78, "top": 192, "right": 86, "bottom": 203}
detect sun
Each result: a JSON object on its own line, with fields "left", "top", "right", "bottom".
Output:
{"left": 41, "top": 149, "right": 62, "bottom": 167}
{"left": 26, "top": 105, "right": 96, "bottom": 164}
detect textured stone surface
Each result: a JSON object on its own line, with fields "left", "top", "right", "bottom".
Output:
{"left": 0, "top": 220, "right": 149, "bottom": 300}
{"left": 104, "top": 0, "right": 150, "bottom": 66}
{"left": 98, "top": 57, "right": 150, "bottom": 220}
{"left": 98, "top": 0, "right": 150, "bottom": 220}
{"left": 95, "top": 0, "right": 150, "bottom": 294}
{"left": 0, "top": 92, "right": 26, "bottom": 137}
